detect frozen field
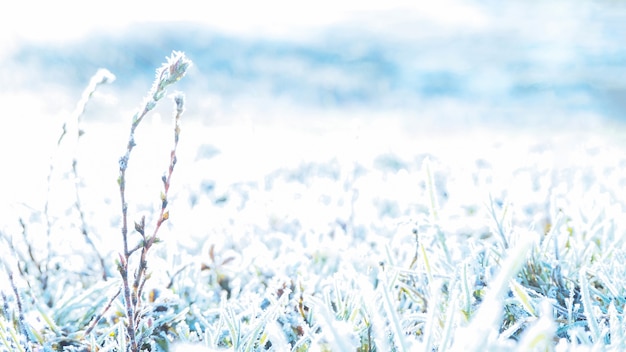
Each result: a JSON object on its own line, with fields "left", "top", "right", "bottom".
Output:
{"left": 2, "top": 1, "right": 626, "bottom": 350}
{"left": 3, "top": 103, "right": 626, "bottom": 349}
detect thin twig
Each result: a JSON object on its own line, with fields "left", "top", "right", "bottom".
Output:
{"left": 84, "top": 288, "right": 121, "bottom": 336}
{"left": 132, "top": 93, "right": 185, "bottom": 310}
{"left": 46, "top": 69, "right": 115, "bottom": 285}
{"left": 7, "top": 267, "right": 32, "bottom": 352}
{"left": 116, "top": 51, "right": 191, "bottom": 352}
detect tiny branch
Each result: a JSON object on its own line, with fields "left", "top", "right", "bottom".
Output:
{"left": 116, "top": 51, "right": 191, "bottom": 352}
{"left": 84, "top": 288, "right": 121, "bottom": 336}
{"left": 46, "top": 69, "right": 115, "bottom": 287}
{"left": 6, "top": 266, "right": 32, "bottom": 352}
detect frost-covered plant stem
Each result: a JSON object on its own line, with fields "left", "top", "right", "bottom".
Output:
{"left": 116, "top": 51, "right": 191, "bottom": 352}
{"left": 6, "top": 268, "right": 31, "bottom": 352}
{"left": 44, "top": 69, "right": 115, "bottom": 285}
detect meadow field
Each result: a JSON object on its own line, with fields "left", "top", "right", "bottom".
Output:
{"left": 1, "top": 1, "right": 626, "bottom": 351}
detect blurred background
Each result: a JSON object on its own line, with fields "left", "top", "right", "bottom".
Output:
{"left": 2, "top": 0, "right": 626, "bottom": 127}
{"left": 1, "top": 0, "right": 626, "bottom": 209}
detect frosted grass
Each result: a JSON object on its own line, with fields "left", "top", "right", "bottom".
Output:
{"left": 2, "top": 53, "right": 626, "bottom": 349}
